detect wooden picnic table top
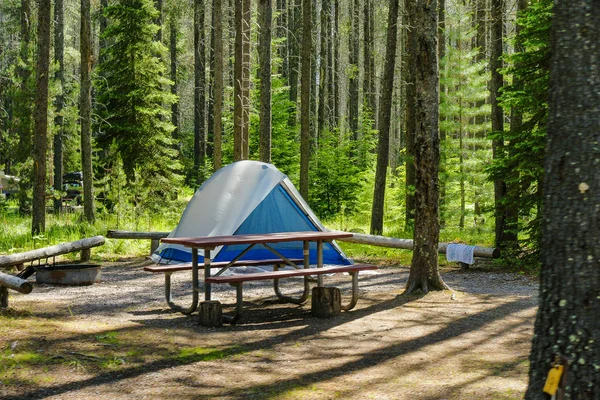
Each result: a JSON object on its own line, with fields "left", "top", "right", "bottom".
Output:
{"left": 161, "top": 231, "right": 353, "bottom": 249}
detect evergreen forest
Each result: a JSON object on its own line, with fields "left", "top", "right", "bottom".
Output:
{"left": 0, "top": 0, "right": 552, "bottom": 271}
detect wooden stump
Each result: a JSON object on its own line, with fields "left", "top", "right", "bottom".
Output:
{"left": 80, "top": 248, "right": 91, "bottom": 262}
{"left": 0, "top": 287, "right": 8, "bottom": 309}
{"left": 311, "top": 287, "right": 341, "bottom": 318}
{"left": 199, "top": 300, "right": 223, "bottom": 327}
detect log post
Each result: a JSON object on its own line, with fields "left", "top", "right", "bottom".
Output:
{"left": 311, "top": 287, "right": 341, "bottom": 318}
{"left": 80, "top": 248, "right": 91, "bottom": 262}
{"left": 199, "top": 300, "right": 223, "bottom": 327}
{"left": 150, "top": 239, "right": 160, "bottom": 254}
{"left": 0, "top": 287, "right": 8, "bottom": 309}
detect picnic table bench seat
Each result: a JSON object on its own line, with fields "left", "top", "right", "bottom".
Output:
{"left": 205, "top": 263, "right": 378, "bottom": 324}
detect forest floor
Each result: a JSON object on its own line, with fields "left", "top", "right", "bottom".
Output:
{"left": 0, "top": 258, "right": 538, "bottom": 400}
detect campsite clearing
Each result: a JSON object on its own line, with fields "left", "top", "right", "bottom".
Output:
{"left": 0, "top": 258, "right": 537, "bottom": 400}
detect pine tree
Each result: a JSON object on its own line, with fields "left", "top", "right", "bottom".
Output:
{"left": 96, "top": 0, "right": 181, "bottom": 193}
{"left": 439, "top": 6, "right": 490, "bottom": 229}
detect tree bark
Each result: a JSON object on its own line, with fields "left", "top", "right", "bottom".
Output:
{"left": 212, "top": 0, "right": 224, "bottom": 170}
{"left": 234, "top": 0, "right": 244, "bottom": 160}
{"left": 318, "top": 0, "right": 331, "bottom": 136}
{"left": 370, "top": 0, "right": 399, "bottom": 235}
{"left": 491, "top": 0, "right": 510, "bottom": 249}
{"left": 363, "top": 0, "right": 376, "bottom": 122}
{"left": 287, "top": 0, "right": 301, "bottom": 127}
{"left": 170, "top": 17, "right": 180, "bottom": 146}
{"left": 32, "top": 0, "right": 51, "bottom": 235}
{"left": 194, "top": 0, "right": 207, "bottom": 183}
{"left": 80, "top": 0, "right": 95, "bottom": 224}
{"left": 348, "top": 0, "right": 360, "bottom": 139}
{"left": 241, "top": 0, "right": 251, "bottom": 158}
{"left": 53, "top": 0, "right": 65, "bottom": 214}
{"left": 258, "top": 0, "right": 272, "bottom": 163}
{"left": 526, "top": 1, "right": 600, "bottom": 397}
{"left": 299, "top": 0, "right": 312, "bottom": 199}
{"left": 404, "top": 0, "right": 447, "bottom": 295}
{"left": 404, "top": 0, "right": 416, "bottom": 232}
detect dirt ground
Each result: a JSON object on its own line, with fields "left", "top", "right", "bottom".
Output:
{"left": 1, "top": 259, "right": 538, "bottom": 400}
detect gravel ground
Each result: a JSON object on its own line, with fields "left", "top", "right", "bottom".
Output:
{"left": 2, "top": 258, "right": 539, "bottom": 400}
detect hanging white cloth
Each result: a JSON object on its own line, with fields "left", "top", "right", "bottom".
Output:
{"left": 446, "top": 244, "right": 475, "bottom": 265}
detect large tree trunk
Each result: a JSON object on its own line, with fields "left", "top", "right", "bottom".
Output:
{"left": 80, "top": 0, "right": 95, "bottom": 224}
{"left": 404, "top": 0, "right": 416, "bottom": 232}
{"left": 170, "top": 17, "right": 180, "bottom": 147}
{"left": 317, "top": 0, "right": 331, "bottom": 136}
{"left": 241, "top": 0, "right": 251, "bottom": 158}
{"left": 287, "top": 0, "right": 301, "bottom": 127}
{"left": 258, "top": 0, "right": 272, "bottom": 163}
{"left": 526, "top": 1, "right": 600, "bottom": 397}
{"left": 212, "top": 0, "right": 223, "bottom": 170}
{"left": 490, "top": 0, "right": 511, "bottom": 248}
{"left": 194, "top": 0, "right": 206, "bottom": 183}
{"left": 299, "top": 0, "right": 312, "bottom": 199}
{"left": 370, "top": 0, "right": 399, "bottom": 236}
{"left": 53, "top": 0, "right": 65, "bottom": 214}
{"left": 363, "top": 0, "right": 376, "bottom": 124}
{"left": 332, "top": 0, "right": 340, "bottom": 127}
{"left": 404, "top": 0, "right": 447, "bottom": 295}
{"left": 32, "top": 0, "right": 51, "bottom": 235}
{"left": 348, "top": 0, "right": 360, "bottom": 139}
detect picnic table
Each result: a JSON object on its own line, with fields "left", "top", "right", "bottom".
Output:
{"left": 154, "top": 231, "right": 376, "bottom": 323}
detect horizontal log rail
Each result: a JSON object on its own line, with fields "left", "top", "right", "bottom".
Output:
{"left": 334, "top": 232, "right": 500, "bottom": 259}
{"left": 0, "top": 236, "right": 106, "bottom": 268}
{"left": 0, "top": 271, "right": 33, "bottom": 294}
{"left": 106, "top": 230, "right": 499, "bottom": 259}
{"left": 106, "top": 230, "right": 170, "bottom": 255}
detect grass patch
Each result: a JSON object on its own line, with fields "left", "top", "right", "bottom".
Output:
{"left": 175, "top": 345, "right": 247, "bottom": 363}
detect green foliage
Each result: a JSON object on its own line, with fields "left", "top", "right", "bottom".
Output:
{"left": 95, "top": 0, "right": 182, "bottom": 194}
{"left": 308, "top": 129, "right": 365, "bottom": 219}
{"left": 487, "top": 0, "right": 552, "bottom": 267}
{"left": 440, "top": 5, "right": 492, "bottom": 230}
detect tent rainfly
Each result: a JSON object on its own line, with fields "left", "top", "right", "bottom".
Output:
{"left": 152, "top": 161, "right": 352, "bottom": 265}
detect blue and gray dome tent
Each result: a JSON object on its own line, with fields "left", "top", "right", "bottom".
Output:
{"left": 152, "top": 160, "right": 352, "bottom": 265}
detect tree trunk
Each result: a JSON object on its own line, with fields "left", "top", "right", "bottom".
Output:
{"left": 212, "top": 0, "right": 224, "bottom": 170}
{"left": 53, "top": 0, "right": 65, "bottom": 214}
{"left": 526, "top": 1, "right": 600, "bottom": 397}
{"left": 287, "top": 0, "right": 301, "bottom": 127}
{"left": 194, "top": 0, "right": 207, "bottom": 183}
{"left": 404, "top": 0, "right": 416, "bottom": 232}
{"left": 170, "top": 17, "right": 180, "bottom": 146}
{"left": 299, "top": 0, "right": 312, "bottom": 199}
{"left": 490, "top": 0, "right": 509, "bottom": 248}
{"left": 332, "top": 0, "right": 340, "bottom": 127}
{"left": 363, "top": 0, "right": 376, "bottom": 123}
{"left": 32, "top": 0, "right": 51, "bottom": 235}
{"left": 80, "top": 0, "right": 95, "bottom": 224}
{"left": 404, "top": 0, "right": 447, "bottom": 295}
{"left": 348, "top": 0, "right": 360, "bottom": 139}
{"left": 370, "top": 0, "right": 399, "bottom": 236}
{"left": 241, "top": 0, "right": 251, "bottom": 158}
{"left": 277, "top": 0, "right": 288, "bottom": 78}
{"left": 258, "top": 0, "right": 272, "bottom": 163}
{"left": 438, "top": 0, "right": 446, "bottom": 227}
{"left": 234, "top": 0, "right": 244, "bottom": 160}
{"left": 317, "top": 0, "right": 330, "bottom": 136}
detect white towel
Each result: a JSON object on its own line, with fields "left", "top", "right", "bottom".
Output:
{"left": 446, "top": 244, "right": 475, "bottom": 265}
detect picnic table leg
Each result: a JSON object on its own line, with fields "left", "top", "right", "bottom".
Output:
{"left": 273, "top": 263, "right": 309, "bottom": 304}
{"left": 203, "top": 247, "right": 211, "bottom": 301}
{"left": 222, "top": 283, "right": 243, "bottom": 325}
{"left": 163, "top": 259, "right": 199, "bottom": 314}
{"left": 316, "top": 240, "right": 324, "bottom": 287}
{"left": 340, "top": 271, "right": 360, "bottom": 311}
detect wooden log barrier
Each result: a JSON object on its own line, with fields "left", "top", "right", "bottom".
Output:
{"left": 335, "top": 232, "right": 500, "bottom": 259}
{"left": 0, "top": 236, "right": 106, "bottom": 269}
{"left": 311, "top": 287, "right": 341, "bottom": 318}
{"left": 106, "top": 230, "right": 170, "bottom": 255}
{"left": 0, "top": 271, "right": 33, "bottom": 294}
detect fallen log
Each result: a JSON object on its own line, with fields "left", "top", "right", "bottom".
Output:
{"left": 0, "top": 271, "right": 33, "bottom": 294}
{"left": 335, "top": 232, "right": 500, "bottom": 259}
{"left": 0, "top": 236, "right": 106, "bottom": 268}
